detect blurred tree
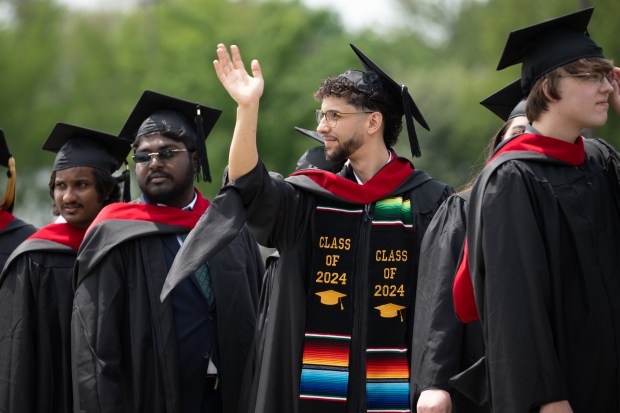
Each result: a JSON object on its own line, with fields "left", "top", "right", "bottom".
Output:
{"left": 1, "top": 0, "right": 619, "bottom": 225}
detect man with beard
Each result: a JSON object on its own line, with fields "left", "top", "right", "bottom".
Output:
{"left": 0, "top": 129, "right": 36, "bottom": 270}
{"left": 71, "top": 90, "right": 264, "bottom": 413}
{"left": 201, "top": 43, "right": 453, "bottom": 412}
{"left": 0, "top": 123, "right": 130, "bottom": 412}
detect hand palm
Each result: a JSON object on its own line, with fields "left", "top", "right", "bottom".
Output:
{"left": 215, "top": 44, "right": 264, "bottom": 106}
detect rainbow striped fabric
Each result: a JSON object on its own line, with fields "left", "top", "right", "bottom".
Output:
{"left": 366, "top": 347, "right": 411, "bottom": 412}
{"left": 300, "top": 332, "right": 351, "bottom": 402}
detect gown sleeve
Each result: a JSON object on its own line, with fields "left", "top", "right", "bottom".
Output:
{"left": 412, "top": 195, "right": 468, "bottom": 396}
{"left": 71, "top": 247, "right": 126, "bottom": 412}
{"left": 227, "top": 160, "right": 312, "bottom": 252}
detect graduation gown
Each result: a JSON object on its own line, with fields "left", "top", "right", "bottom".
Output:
{"left": 0, "top": 223, "right": 85, "bottom": 413}
{"left": 190, "top": 158, "right": 451, "bottom": 412}
{"left": 71, "top": 194, "right": 263, "bottom": 413}
{"left": 467, "top": 135, "right": 620, "bottom": 412}
{"left": 0, "top": 210, "right": 36, "bottom": 271}
{"left": 411, "top": 192, "right": 487, "bottom": 413}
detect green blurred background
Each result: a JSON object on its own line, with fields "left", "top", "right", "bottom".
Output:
{"left": 1, "top": 0, "right": 617, "bottom": 227}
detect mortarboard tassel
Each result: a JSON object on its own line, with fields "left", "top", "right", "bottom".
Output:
{"left": 1, "top": 156, "right": 16, "bottom": 212}
{"left": 121, "top": 161, "right": 131, "bottom": 202}
{"left": 194, "top": 105, "right": 212, "bottom": 183}
{"left": 402, "top": 86, "right": 421, "bottom": 158}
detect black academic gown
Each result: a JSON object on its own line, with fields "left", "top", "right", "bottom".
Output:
{"left": 0, "top": 226, "right": 81, "bottom": 413}
{"left": 71, "top": 200, "right": 263, "bottom": 413}
{"left": 207, "top": 159, "right": 452, "bottom": 413}
{"left": 0, "top": 212, "right": 36, "bottom": 270}
{"left": 411, "top": 192, "right": 488, "bottom": 413}
{"left": 467, "top": 137, "right": 620, "bottom": 412}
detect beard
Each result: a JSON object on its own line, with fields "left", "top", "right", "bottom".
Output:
{"left": 325, "top": 131, "right": 364, "bottom": 164}
{"left": 138, "top": 165, "right": 195, "bottom": 205}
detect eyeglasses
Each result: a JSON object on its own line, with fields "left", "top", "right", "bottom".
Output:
{"left": 132, "top": 148, "right": 188, "bottom": 163}
{"left": 559, "top": 71, "right": 615, "bottom": 85}
{"left": 315, "top": 109, "right": 374, "bottom": 127}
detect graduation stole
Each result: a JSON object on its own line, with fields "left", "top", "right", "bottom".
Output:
{"left": 299, "top": 196, "right": 414, "bottom": 413}
{"left": 0, "top": 209, "right": 14, "bottom": 231}
{"left": 453, "top": 133, "right": 585, "bottom": 322}
{"left": 28, "top": 223, "right": 86, "bottom": 250}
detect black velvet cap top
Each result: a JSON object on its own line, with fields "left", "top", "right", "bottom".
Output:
{"left": 42, "top": 123, "right": 131, "bottom": 173}
{"left": 480, "top": 79, "right": 527, "bottom": 122}
{"left": 496, "top": 7, "right": 604, "bottom": 93}
{"left": 294, "top": 126, "right": 343, "bottom": 173}
{"left": 294, "top": 126, "right": 324, "bottom": 144}
{"left": 345, "top": 44, "right": 429, "bottom": 157}
{"left": 119, "top": 90, "right": 222, "bottom": 182}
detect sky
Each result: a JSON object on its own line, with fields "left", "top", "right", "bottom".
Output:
{"left": 54, "top": 0, "right": 407, "bottom": 33}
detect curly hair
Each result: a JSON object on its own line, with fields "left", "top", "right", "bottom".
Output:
{"left": 314, "top": 74, "right": 403, "bottom": 148}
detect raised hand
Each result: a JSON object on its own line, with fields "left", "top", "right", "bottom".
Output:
{"left": 213, "top": 44, "right": 264, "bottom": 107}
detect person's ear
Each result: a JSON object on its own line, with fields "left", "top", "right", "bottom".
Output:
{"left": 192, "top": 151, "right": 199, "bottom": 173}
{"left": 367, "top": 111, "right": 383, "bottom": 135}
{"left": 542, "top": 78, "right": 558, "bottom": 102}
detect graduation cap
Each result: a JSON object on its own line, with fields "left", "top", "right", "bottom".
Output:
{"left": 374, "top": 303, "right": 406, "bottom": 321}
{"left": 293, "top": 126, "right": 344, "bottom": 173}
{"left": 496, "top": 7, "right": 604, "bottom": 93}
{"left": 294, "top": 126, "right": 324, "bottom": 144}
{"left": 316, "top": 289, "right": 346, "bottom": 310}
{"left": 42, "top": 123, "right": 133, "bottom": 201}
{"left": 0, "top": 130, "right": 16, "bottom": 212}
{"left": 119, "top": 90, "right": 222, "bottom": 183}
{"left": 480, "top": 79, "right": 527, "bottom": 122}
{"left": 347, "top": 44, "right": 429, "bottom": 158}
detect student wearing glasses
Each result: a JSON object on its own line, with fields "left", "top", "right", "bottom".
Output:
{"left": 71, "top": 90, "right": 264, "bottom": 413}
{"left": 0, "top": 123, "right": 130, "bottom": 412}
{"left": 202, "top": 43, "right": 452, "bottom": 412}
{"left": 455, "top": 8, "right": 620, "bottom": 413}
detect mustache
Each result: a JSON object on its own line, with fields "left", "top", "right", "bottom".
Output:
{"left": 61, "top": 202, "right": 82, "bottom": 209}
{"left": 147, "top": 170, "right": 174, "bottom": 183}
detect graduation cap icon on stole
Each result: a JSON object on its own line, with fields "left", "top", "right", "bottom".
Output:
{"left": 316, "top": 289, "right": 346, "bottom": 310}
{"left": 346, "top": 44, "right": 430, "bottom": 158}
{"left": 496, "top": 7, "right": 604, "bottom": 94}
{"left": 375, "top": 303, "right": 406, "bottom": 321}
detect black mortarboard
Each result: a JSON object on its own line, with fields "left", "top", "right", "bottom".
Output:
{"left": 119, "top": 90, "right": 222, "bottom": 183}
{"left": 43, "top": 123, "right": 131, "bottom": 174}
{"left": 347, "top": 44, "right": 429, "bottom": 158}
{"left": 480, "top": 79, "right": 527, "bottom": 122}
{"left": 0, "top": 130, "right": 10, "bottom": 168}
{"left": 294, "top": 126, "right": 324, "bottom": 144}
{"left": 294, "top": 126, "right": 343, "bottom": 173}
{"left": 496, "top": 7, "right": 604, "bottom": 93}
{"left": 0, "top": 130, "right": 16, "bottom": 212}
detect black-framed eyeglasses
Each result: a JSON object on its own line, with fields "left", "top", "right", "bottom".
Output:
{"left": 559, "top": 71, "right": 615, "bottom": 85}
{"left": 315, "top": 109, "right": 374, "bottom": 127}
{"left": 132, "top": 148, "right": 189, "bottom": 163}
